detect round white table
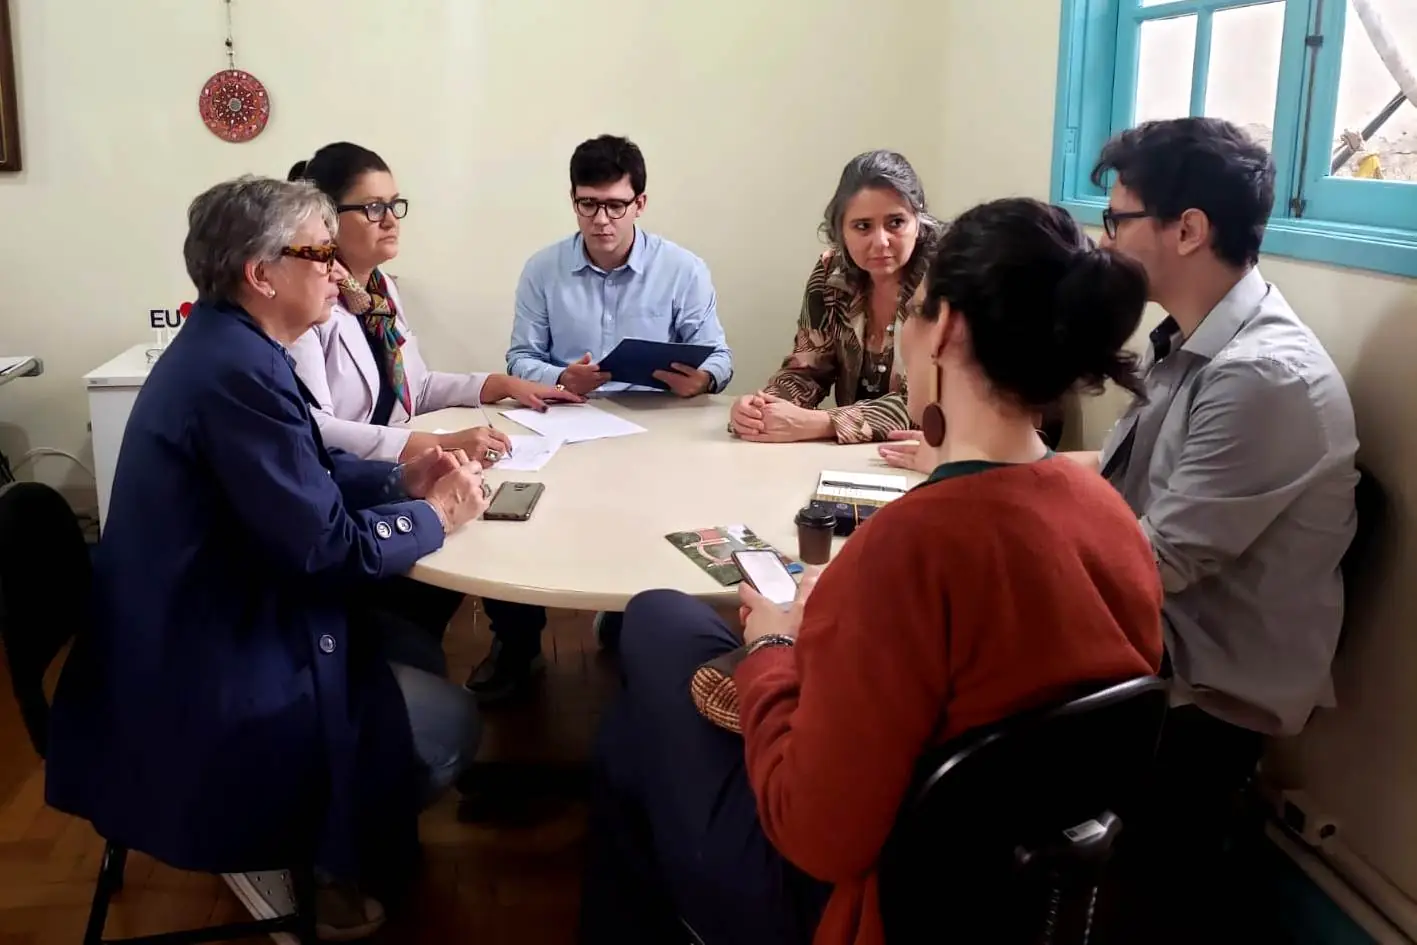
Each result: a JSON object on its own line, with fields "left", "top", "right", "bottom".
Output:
{"left": 407, "top": 395, "right": 924, "bottom": 611}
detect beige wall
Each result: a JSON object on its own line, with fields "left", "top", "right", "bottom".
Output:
{"left": 5, "top": 0, "right": 1417, "bottom": 928}
{"left": 937, "top": 0, "right": 1417, "bottom": 929}
{"left": 0, "top": 0, "right": 944, "bottom": 498}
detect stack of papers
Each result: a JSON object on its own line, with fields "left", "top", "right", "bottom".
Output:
{"left": 503, "top": 403, "right": 647, "bottom": 444}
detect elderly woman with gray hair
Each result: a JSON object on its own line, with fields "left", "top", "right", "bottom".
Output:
{"left": 729, "top": 150, "right": 943, "bottom": 444}
{"left": 44, "top": 175, "right": 488, "bottom": 940}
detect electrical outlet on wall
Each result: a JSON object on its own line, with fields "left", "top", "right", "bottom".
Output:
{"left": 1275, "top": 788, "right": 1341, "bottom": 848}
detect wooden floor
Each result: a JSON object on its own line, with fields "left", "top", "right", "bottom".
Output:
{"left": 0, "top": 603, "right": 618, "bottom": 945}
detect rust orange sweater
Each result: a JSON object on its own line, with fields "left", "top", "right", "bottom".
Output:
{"left": 736, "top": 456, "right": 1163, "bottom": 945}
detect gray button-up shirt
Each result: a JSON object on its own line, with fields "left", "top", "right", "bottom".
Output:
{"left": 1100, "top": 268, "right": 1358, "bottom": 736}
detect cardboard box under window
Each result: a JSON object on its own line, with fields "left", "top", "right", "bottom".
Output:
{"left": 811, "top": 470, "right": 910, "bottom": 536}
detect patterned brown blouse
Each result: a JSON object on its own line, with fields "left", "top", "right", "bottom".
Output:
{"left": 758, "top": 230, "right": 941, "bottom": 444}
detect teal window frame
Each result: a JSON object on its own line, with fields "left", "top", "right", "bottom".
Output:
{"left": 1050, "top": 0, "right": 1417, "bottom": 279}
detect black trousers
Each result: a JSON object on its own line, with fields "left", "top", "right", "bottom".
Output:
{"left": 1115, "top": 703, "right": 1266, "bottom": 943}
{"left": 579, "top": 590, "right": 829, "bottom": 945}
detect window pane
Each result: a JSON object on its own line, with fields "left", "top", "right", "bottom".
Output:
{"left": 1134, "top": 15, "right": 1197, "bottom": 125}
{"left": 1329, "top": 0, "right": 1417, "bottom": 183}
{"left": 1204, "top": 3, "right": 1286, "bottom": 151}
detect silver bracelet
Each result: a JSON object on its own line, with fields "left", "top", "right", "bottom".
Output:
{"left": 745, "top": 634, "right": 796, "bottom": 657}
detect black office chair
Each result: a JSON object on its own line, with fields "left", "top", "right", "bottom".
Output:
{"left": 877, "top": 676, "right": 1170, "bottom": 945}
{"left": 0, "top": 481, "right": 318, "bottom": 945}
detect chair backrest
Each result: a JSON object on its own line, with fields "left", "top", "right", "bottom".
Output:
{"left": 1343, "top": 464, "right": 1385, "bottom": 606}
{"left": 0, "top": 481, "right": 92, "bottom": 758}
{"left": 1337, "top": 464, "right": 1386, "bottom": 653}
{"left": 877, "top": 676, "right": 1170, "bottom": 945}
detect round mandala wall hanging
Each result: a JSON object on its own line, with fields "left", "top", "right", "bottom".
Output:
{"left": 198, "top": 69, "right": 270, "bottom": 143}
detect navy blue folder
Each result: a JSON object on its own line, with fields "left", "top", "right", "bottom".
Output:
{"left": 597, "top": 339, "right": 716, "bottom": 390}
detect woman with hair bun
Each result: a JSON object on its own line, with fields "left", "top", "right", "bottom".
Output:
{"left": 581, "top": 197, "right": 1165, "bottom": 945}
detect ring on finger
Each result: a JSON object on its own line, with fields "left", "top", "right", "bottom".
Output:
{"left": 483, "top": 448, "right": 499, "bottom": 462}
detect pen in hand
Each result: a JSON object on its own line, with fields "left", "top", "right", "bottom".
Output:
{"left": 479, "top": 404, "right": 513, "bottom": 458}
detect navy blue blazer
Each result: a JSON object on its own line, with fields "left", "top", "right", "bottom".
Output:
{"left": 46, "top": 301, "right": 445, "bottom": 885}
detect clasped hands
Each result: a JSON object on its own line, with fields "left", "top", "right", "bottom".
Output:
{"left": 557, "top": 352, "right": 713, "bottom": 398}
{"left": 729, "top": 392, "right": 832, "bottom": 443}
{"left": 399, "top": 445, "right": 492, "bottom": 532}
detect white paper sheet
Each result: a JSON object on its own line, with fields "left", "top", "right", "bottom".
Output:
{"left": 493, "top": 435, "right": 563, "bottom": 471}
{"left": 502, "top": 403, "right": 647, "bottom": 444}
{"left": 430, "top": 429, "right": 562, "bottom": 471}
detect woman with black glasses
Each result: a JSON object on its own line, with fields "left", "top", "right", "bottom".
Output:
{"left": 287, "top": 143, "right": 574, "bottom": 704}
{"left": 287, "top": 142, "right": 580, "bottom": 467}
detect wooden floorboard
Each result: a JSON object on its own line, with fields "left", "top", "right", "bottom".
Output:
{"left": 0, "top": 602, "right": 617, "bottom": 945}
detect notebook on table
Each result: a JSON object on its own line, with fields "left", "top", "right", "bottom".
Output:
{"left": 811, "top": 470, "right": 909, "bottom": 536}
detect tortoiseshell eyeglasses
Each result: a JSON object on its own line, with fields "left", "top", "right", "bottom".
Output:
{"left": 280, "top": 243, "right": 339, "bottom": 273}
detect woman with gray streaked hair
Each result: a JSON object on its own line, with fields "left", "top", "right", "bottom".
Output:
{"left": 44, "top": 175, "right": 489, "bottom": 940}
{"left": 729, "top": 149, "right": 944, "bottom": 444}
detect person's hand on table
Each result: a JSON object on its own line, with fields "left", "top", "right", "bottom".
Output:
{"left": 732, "top": 392, "right": 832, "bottom": 443}
{"left": 739, "top": 566, "right": 822, "bottom": 645}
{"left": 652, "top": 363, "right": 713, "bottom": 398}
{"left": 481, "top": 374, "right": 585, "bottom": 411}
{"left": 729, "top": 393, "right": 764, "bottom": 435}
{"left": 877, "top": 430, "right": 935, "bottom": 473}
{"left": 557, "top": 353, "right": 612, "bottom": 396}
{"left": 439, "top": 426, "right": 512, "bottom": 466}
{"left": 400, "top": 445, "right": 469, "bottom": 499}
{"left": 425, "top": 461, "right": 490, "bottom": 533}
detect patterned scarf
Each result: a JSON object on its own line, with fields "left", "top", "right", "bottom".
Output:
{"left": 338, "top": 267, "right": 412, "bottom": 417}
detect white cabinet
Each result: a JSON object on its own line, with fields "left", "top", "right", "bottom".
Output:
{"left": 84, "top": 344, "right": 156, "bottom": 530}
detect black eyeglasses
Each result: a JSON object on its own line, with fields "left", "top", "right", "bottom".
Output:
{"left": 337, "top": 198, "right": 409, "bottom": 223}
{"left": 1101, "top": 208, "right": 1149, "bottom": 239}
{"left": 574, "top": 197, "right": 637, "bottom": 220}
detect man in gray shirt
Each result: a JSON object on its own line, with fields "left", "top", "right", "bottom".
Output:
{"left": 1071, "top": 117, "right": 1358, "bottom": 941}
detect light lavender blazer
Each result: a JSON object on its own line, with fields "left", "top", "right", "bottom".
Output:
{"left": 288, "top": 277, "right": 488, "bottom": 462}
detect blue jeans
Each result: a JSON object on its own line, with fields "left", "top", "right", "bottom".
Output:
{"left": 579, "top": 589, "right": 828, "bottom": 945}
{"left": 353, "top": 579, "right": 482, "bottom": 807}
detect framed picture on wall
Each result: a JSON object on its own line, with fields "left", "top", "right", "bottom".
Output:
{"left": 0, "top": 0, "right": 19, "bottom": 172}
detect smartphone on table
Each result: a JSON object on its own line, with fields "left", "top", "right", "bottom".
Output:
{"left": 731, "top": 550, "right": 799, "bottom": 610}
{"left": 483, "top": 481, "right": 545, "bottom": 521}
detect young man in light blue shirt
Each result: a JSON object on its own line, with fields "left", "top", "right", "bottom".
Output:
{"left": 505, "top": 134, "right": 734, "bottom": 397}
{"left": 476, "top": 136, "right": 733, "bottom": 703}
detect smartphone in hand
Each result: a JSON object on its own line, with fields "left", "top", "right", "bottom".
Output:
{"left": 732, "top": 550, "right": 799, "bottom": 610}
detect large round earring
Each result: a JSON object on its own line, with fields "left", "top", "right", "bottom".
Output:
{"left": 921, "top": 364, "right": 945, "bottom": 447}
{"left": 921, "top": 404, "right": 946, "bottom": 447}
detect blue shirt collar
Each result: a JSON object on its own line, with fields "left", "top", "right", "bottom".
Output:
{"left": 571, "top": 227, "right": 646, "bottom": 274}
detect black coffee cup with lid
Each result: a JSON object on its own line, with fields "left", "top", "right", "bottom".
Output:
{"left": 794, "top": 504, "right": 837, "bottom": 565}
